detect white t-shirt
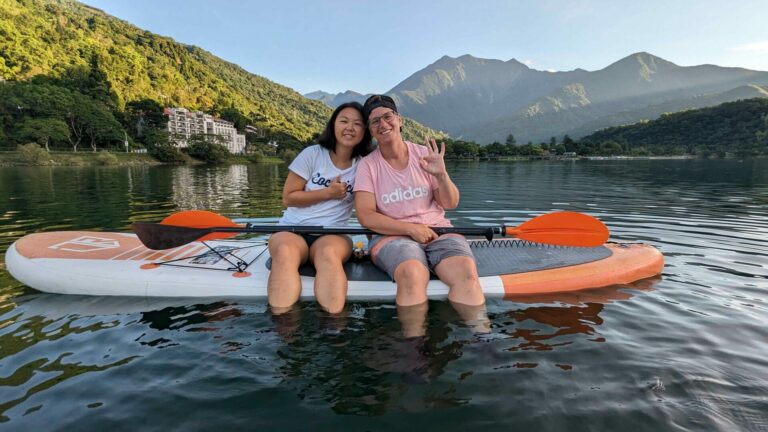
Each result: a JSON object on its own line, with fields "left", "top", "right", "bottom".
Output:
{"left": 278, "top": 145, "right": 358, "bottom": 226}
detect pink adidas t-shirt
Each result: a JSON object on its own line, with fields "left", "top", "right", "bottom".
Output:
{"left": 354, "top": 141, "right": 452, "bottom": 227}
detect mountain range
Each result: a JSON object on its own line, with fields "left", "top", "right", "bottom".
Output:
{"left": 4, "top": 0, "right": 767, "bottom": 147}
{"left": 306, "top": 53, "right": 768, "bottom": 144}
{"left": 303, "top": 90, "right": 371, "bottom": 108}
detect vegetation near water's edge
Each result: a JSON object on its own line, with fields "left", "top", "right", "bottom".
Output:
{"left": 3, "top": 146, "right": 752, "bottom": 168}
{"left": 0, "top": 148, "right": 286, "bottom": 167}
{"left": 577, "top": 98, "right": 768, "bottom": 158}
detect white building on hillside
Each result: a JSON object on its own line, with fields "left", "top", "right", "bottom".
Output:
{"left": 165, "top": 107, "right": 246, "bottom": 154}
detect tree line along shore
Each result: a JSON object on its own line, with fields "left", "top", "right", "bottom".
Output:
{"left": 2, "top": 76, "right": 767, "bottom": 167}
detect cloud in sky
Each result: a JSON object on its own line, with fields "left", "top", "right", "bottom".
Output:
{"left": 731, "top": 41, "right": 768, "bottom": 54}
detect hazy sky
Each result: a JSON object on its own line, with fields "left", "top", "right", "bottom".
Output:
{"left": 81, "top": 0, "right": 768, "bottom": 95}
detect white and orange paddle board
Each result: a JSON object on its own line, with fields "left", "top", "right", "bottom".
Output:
{"left": 6, "top": 231, "right": 664, "bottom": 298}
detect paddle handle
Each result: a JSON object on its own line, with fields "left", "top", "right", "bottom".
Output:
{"left": 433, "top": 227, "right": 499, "bottom": 241}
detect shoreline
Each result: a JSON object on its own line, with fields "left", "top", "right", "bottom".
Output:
{"left": 1, "top": 150, "right": 756, "bottom": 167}
{"left": 0, "top": 150, "right": 284, "bottom": 167}
{"left": 450, "top": 154, "right": 701, "bottom": 162}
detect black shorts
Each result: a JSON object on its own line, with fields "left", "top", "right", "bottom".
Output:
{"left": 295, "top": 233, "right": 352, "bottom": 249}
{"left": 301, "top": 233, "right": 321, "bottom": 248}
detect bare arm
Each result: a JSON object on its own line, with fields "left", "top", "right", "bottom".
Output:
{"left": 419, "top": 137, "right": 459, "bottom": 209}
{"left": 432, "top": 172, "right": 460, "bottom": 209}
{"left": 282, "top": 172, "right": 346, "bottom": 207}
{"left": 354, "top": 191, "right": 437, "bottom": 243}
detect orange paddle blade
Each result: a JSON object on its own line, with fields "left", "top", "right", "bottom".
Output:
{"left": 161, "top": 210, "right": 241, "bottom": 242}
{"left": 505, "top": 211, "right": 609, "bottom": 247}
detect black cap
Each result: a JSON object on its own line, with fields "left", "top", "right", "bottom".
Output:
{"left": 363, "top": 94, "right": 398, "bottom": 120}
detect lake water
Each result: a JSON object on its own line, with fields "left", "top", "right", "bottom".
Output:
{"left": 1, "top": 159, "right": 767, "bottom": 430}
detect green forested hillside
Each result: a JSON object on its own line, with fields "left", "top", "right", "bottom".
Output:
{"left": 0, "top": 0, "right": 443, "bottom": 154}
{"left": 578, "top": 98, "right": 768, "bottom": 157}
{"left": 0, "top": 0, "right": 330, "bottom": 141}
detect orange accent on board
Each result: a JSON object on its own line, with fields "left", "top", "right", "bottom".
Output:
{"left": 160, "top": 244, "right": 197, "bottom": 261}
{"left": 500, "top": 243, "right": 664, "bottom": 295}
{"left": 13, "top": 231, "right": 220, "bottom": 263}
{"left": 129, "top": 249, "right": 159, "bottom": 261}
{"left": 150, "top": 244, "right": 202, "bottom": 262}
{"left": 140, "top": 263, "right": 160, "bottom": 270}
{"left": 145, "top": 251, "right": 170, "bottom": 261}
{"left": 14, "top": 232, "right": 144, "bottom": 260}
{"left": 232, "top": 272, "right": 251, "bottom": 278}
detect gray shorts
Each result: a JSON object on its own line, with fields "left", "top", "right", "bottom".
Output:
{"left": 370, "top": 234, "right": 475, "bottom": 279}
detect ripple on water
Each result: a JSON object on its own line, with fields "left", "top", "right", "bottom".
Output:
{"left": 1, "top": 160, "right": 768, "bottom": 429}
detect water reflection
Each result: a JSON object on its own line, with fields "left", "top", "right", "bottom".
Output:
{"left": 0, "top": 296, "right": 141, "bottom": 422}
{"left": 272, "top": 282, "right": 655, "bottom": 415}
{"left": 2, "top": 283, "right": 653, "bottom": 419}
{"left": 496, "top": 278, "right": 658, "bottom": 361}
{"left": 272, "top": 301, "right": 468, "bottom": 415}
{"left": 139, "top": 302, "right": 244, "bottom": 332}
{"left": 0, "top": 164, "right": 289, "bottom": 248}
{"left": 166, "top": 164, "right": 288, "bottom": 217}
{"left": 171, "top": 165, "right": 248, "bottom": 212}
{"left": 1, "top": 159, "right": 767, "bottom": 429}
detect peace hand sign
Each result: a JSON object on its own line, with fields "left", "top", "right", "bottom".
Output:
{"left": 419, "top": 136, "right": 447, "bottom": 178}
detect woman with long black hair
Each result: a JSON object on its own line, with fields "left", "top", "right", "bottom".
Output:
{"left": 268, "top": 102, "right": 372, "bottom": 314}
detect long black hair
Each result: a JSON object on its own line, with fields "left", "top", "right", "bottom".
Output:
{"left": 317, "top": 102, "right": 373, "bottom": 158}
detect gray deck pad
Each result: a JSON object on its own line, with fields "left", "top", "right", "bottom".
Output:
{"left": 268, "top": 239, "right": 613, "bottom": 282}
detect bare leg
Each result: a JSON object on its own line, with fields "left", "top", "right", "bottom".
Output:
{"left": 434, "top": 256, "right": 490, "bottom": 333}
{"left": 270, "top": 303, "right": 301, "bottom": 342}
{"left": 267, "top": 232, "right": 309, "bottom": 312}
{"left": 434, "top": 256, "right": 485, "bottom": 306}
{"left": 398, "top": 301, "right": 429, "bottom": 338}
{"left": 450, "top": 301, "right": 491, "bottom": 334}
{"left": 393, "top": 259, "right": 430, "bottom": 306}
{"left": 309, "top": 234, "right": 352, "bottom": 314}
{"left": 393, "top": 260, "right": 430, "bottom": 337}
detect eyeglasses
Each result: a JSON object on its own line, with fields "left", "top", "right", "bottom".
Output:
{"left": 368, "top": 111, "right": 397, "bottom": 128}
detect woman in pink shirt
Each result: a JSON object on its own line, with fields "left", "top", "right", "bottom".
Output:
{"left": 354, "top": 95, "right": 486, "bottom": 336}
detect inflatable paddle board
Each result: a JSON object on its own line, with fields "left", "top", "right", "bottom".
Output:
{"left": 5, "top": 231, "right": 664, "bottom": 298}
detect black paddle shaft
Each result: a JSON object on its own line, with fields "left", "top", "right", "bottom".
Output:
{"left": 133, "top": 222, "right": 500, "bottom": 250}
